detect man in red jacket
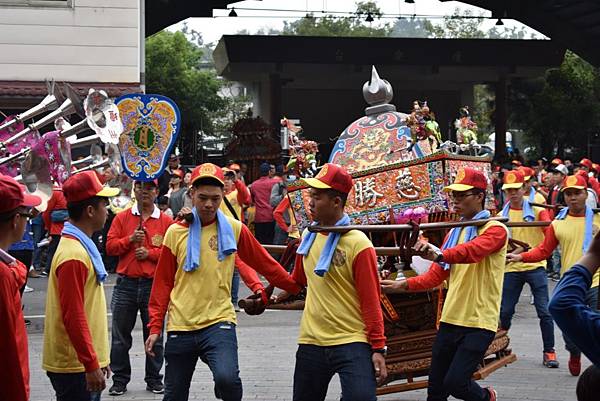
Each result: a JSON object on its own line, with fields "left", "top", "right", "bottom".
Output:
{"left": 106, "top": 180, "right": 173, "bottom": 396}
{"left": 0, "top": 174, "right": 41, "bottom": 401}
{"left": 250, "top": 162, "right": 278, "bottom": 244}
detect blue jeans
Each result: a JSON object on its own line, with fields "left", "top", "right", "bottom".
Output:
{"left": 163, "top": 322, "right": 242, "bottom": 401}
{"left": 31, "top": 219, "right": 45, "bottom": 270}
{"left": 427, "top": 323, "right": 495, "bottom": 401}
{"left": 110, "top": 276, "right": 163, "bottom": 387}
{"left": 500, "top": 267, "right": 555, "bottom": 352}
{"left": 231, "top": 268, "right": 240, "bottom": 306}
{"left": 47, "top": 372, "right": 101, "bottom": 401}
{"left": 293, "top": 342, "right": 376, "bottom": 401}
{"left": 562, "top": 286, "right": 599, "bottom": 357}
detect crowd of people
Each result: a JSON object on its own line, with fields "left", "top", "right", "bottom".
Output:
{"left": 1, "top": 153, "right": 600, "bottom": 401}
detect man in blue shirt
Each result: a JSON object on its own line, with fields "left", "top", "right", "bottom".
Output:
{"left": 549, "top": 233, "right": 600, "bottom": 368}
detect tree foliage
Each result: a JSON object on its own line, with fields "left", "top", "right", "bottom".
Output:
{"left": 282, "top": 2, "right": 392, "bottom": 37}
{"left": 145, "top": 30, "right": 226, "bottom": 162}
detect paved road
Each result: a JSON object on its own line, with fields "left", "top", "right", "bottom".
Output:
{"left": 23, "top": 275, "right": 591, "bottom": 401}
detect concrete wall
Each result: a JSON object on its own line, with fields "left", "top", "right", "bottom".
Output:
{"left": 0, "top": 0, "right": 139, "bottom": 82}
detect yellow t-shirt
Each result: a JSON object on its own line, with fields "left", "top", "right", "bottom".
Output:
{"left": 298, "top": 230, "right": 373, "bottom": 346}
{"left": 162, "top": 217, "right": 243, "bottom": 331}
{"left": 43, "top": 237, "right": 109, "bottom": 373}
{"left": 551, "top": 214, "right": 600, "bottom": 287}
{"left": 502, "top": 207, "right": 547, "bottom": 273}
{"left": 441, "top": 221, "right": 508, "bottom": 333}
{"left": 220, "top": 190, "right": 243, "bottom": 221}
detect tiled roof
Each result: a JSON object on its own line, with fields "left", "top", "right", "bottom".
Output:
{"left": 0, "top": 81, "right": 141, "bottom": 98}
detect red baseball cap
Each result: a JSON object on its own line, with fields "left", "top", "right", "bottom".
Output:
{"left": 0, "top": 174, "right": 42, "bottom": 214}
{"left": 518, "top": 166, "right": 535, "bottom": 180}
{"left": 551, "top": 158, "right": 563, "bottom": 166}
{"left": 171, "top": 169, "right": 184, "bottom": 179}
{"left": 301, "top": 163, "right": 353, "bottom": 194}
{"left": 444, "top": 168, "right": 487, "bottom": 192}
{"left": 63, "top": 171, "right": 120, "bottom": 203}
{"left": 190, "top": 163, "right": 225, "bottom": 186}
{"left": 511, "top": 160, "right": 522, "bottom": 167}
{"left": 592, "top": 163, "right": 600, "bottom": 175}
{"left": 561, "top": 174, "right": 587, "bottom": 191}
{"left": 502, "top": 170, "right": 525, "bottom": 190}
{"left": 579, "top": 158, "right": 593, "bottom": 170}
{"left": 228, "top": 163, "right": 241, "bottom": 171}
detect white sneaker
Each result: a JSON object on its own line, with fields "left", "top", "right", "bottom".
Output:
{"left": 24, "top": 285, "right": 34, "bottom": 293}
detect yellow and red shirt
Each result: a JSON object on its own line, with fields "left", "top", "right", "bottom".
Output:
{"left": 0, "top": 258, "right": 29, "bottom": 401}
{"left": 521, "top": 212, "right": 600, "bottom": 287}
{"left": 291, "top": 229, "right": 385, "bottom": 349}
{"left": 500, "top": 206, "right": 550, "bottom": 273}
{"left": 407, "top": 221, "right": 508, "bottom": 333}
{"left": 106, "top": 205, "right": 173, "bottom": 278}
{"left": 148, "top": 216, "right": 301, "bottom": 334}
{"left": 273, "top": 197, "right": 300, "bottom": 239}
{"left": 43, "top": 236, "right": 110, "bottom": 373}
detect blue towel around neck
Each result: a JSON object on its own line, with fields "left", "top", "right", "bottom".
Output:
{"left": 297, "top": 213, "right": 351, "bottom": 277}
{"left": 62, "top": 222, "right": 107, "bottom": 284}
{"left": 529, "top": 187, "right": 536, "bottom": 203}
{"left": 555, "top": 206, "right": 594, "bottom": 254}
{"left": 440, "top": 209, "right": 491, "bottom": 270}
{"left": 500, "top": 199, "right": 535, "bottom": 222}
{"left": 184, "top": 208, "right": 237, "bottom": 272}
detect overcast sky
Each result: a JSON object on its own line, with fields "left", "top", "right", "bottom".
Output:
{"left": 166, "top": 0, "right": 543, "bottom": 45}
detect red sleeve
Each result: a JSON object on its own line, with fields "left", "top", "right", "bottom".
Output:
{"left": 537, "top": 209, "right": 552, "bottom": 235}
{"left": 235, "top": 254, "right": 264, "bottom": 293}
{"left": 273, "top": 198, "right": 290, "bottom": 232}
{"left": 406, "top": 263, "right": 450, "bottom": 291}
{"left": 290, "top": 254, "right": 307, "bottom": 287}
{"left": 0, "top": 267, "right": 28, "bottom": 401}
{"left": 56, "top": 261, "right": 99, "bottom": 372}
{"left": 521, "top": 223, "right": 559, "bottom": 263}
{"left": 234, "top": 180, "right": 251, "bottom": 206}
{"left": 237, "top": 225, "right": 302, "bottom": 294}
{"left": 148, "top": 245, "right": 177, "bottom": 335}
{"left": 442, "top": 225, "right": 507, "bottom": 264}
{"left": 147, "top": 246, "right": 161, "bottom": 263}
{"left": 105, "top": 213, "right": 132, "bottom": 257}
{"left": 7, "top": 260, "right": 27, "bottom": 290}
{"left": 352, "top": 247, "right": 386, "bottom": 349}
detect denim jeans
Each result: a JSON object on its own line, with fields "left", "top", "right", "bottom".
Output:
{"left": 31, "top": 219, "right": 45, "bottom": 270}
{"left": 499, "top": 267, "right": 555, "bottom": 352}
{"left": 562, "top": 286, "right": 599, "bottom": 357}
{"left": 293, "top": 342, "right": 376, "bottom": 401}
{"left": 427, "top": 323, "right": 495, "bottom": 401}
{"left": 163, "top": 322, "right": 242, "bottom": 401}
{"left": 47, "top": 372, "right": 101, "bottom": 401}
{"left": 110, "top": 276, "right": 163, "bottom": 387}
{"left": 231, "top": 268, "right": 240, "bottom": 306}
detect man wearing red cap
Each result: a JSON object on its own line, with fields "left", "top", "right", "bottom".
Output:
{"left": 497, "top": 170, "right": 558, "bottom": 368}
{"left": 145, "top": 163, "right": 302, "bottom": 401}
{"left": 508, "top": 174, "right": 600, "bottom": 376}
{"left": 43, "top": 171, "right": 120, "bottom": 401}
{"left": 576, "top": 158, "right": 600, "bottom": 200}
{"left": 518, "top": 166, "right": 546, "bottom": 204}
{"left": 382, "top": 167, "right": 508, "bottom": 401}
{"left": 272, "top": 162, "right": 386, "bottom": 401}
{"left": 105, "top": 180, "right": 172, "bottom": 396}
{"left": 0, "top": 174, "right": 41, "bottom": 401}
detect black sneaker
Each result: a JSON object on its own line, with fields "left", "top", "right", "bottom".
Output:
{"left": 146, "top": 382, "right": 164, "bottom": 394}
{"left": 109, "top": 384, "right": 127, "bottom": 396}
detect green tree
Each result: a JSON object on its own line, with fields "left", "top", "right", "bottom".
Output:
{"left": 282, "top": 1, "right": 392, "bottom": 37}
{"left": 389, "top": 16, "right": 433, "bottom": 38}
{"left": 145, "top": 31, "right": 226, "bottom": 162}
{"left": 518, "top": 51, "right": 600, "bottom": 158}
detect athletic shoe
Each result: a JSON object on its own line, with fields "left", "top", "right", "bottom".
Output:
{"left": 109, "top": 384, "right": 127, "bottom": 396}
{"left": 24, "top": 285, "right": 34, "bottom": 293}
{"left": 543, "top": 351, "right": 559, "bottom": 368}
{"left": 146, "top": 382, "right": 164, "bottom": 394}
{"left": 568, "top": 354, "right": 581, "bottom": 376}
{"left": 486, "top": 387, "right": 497, "bottom": 401}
